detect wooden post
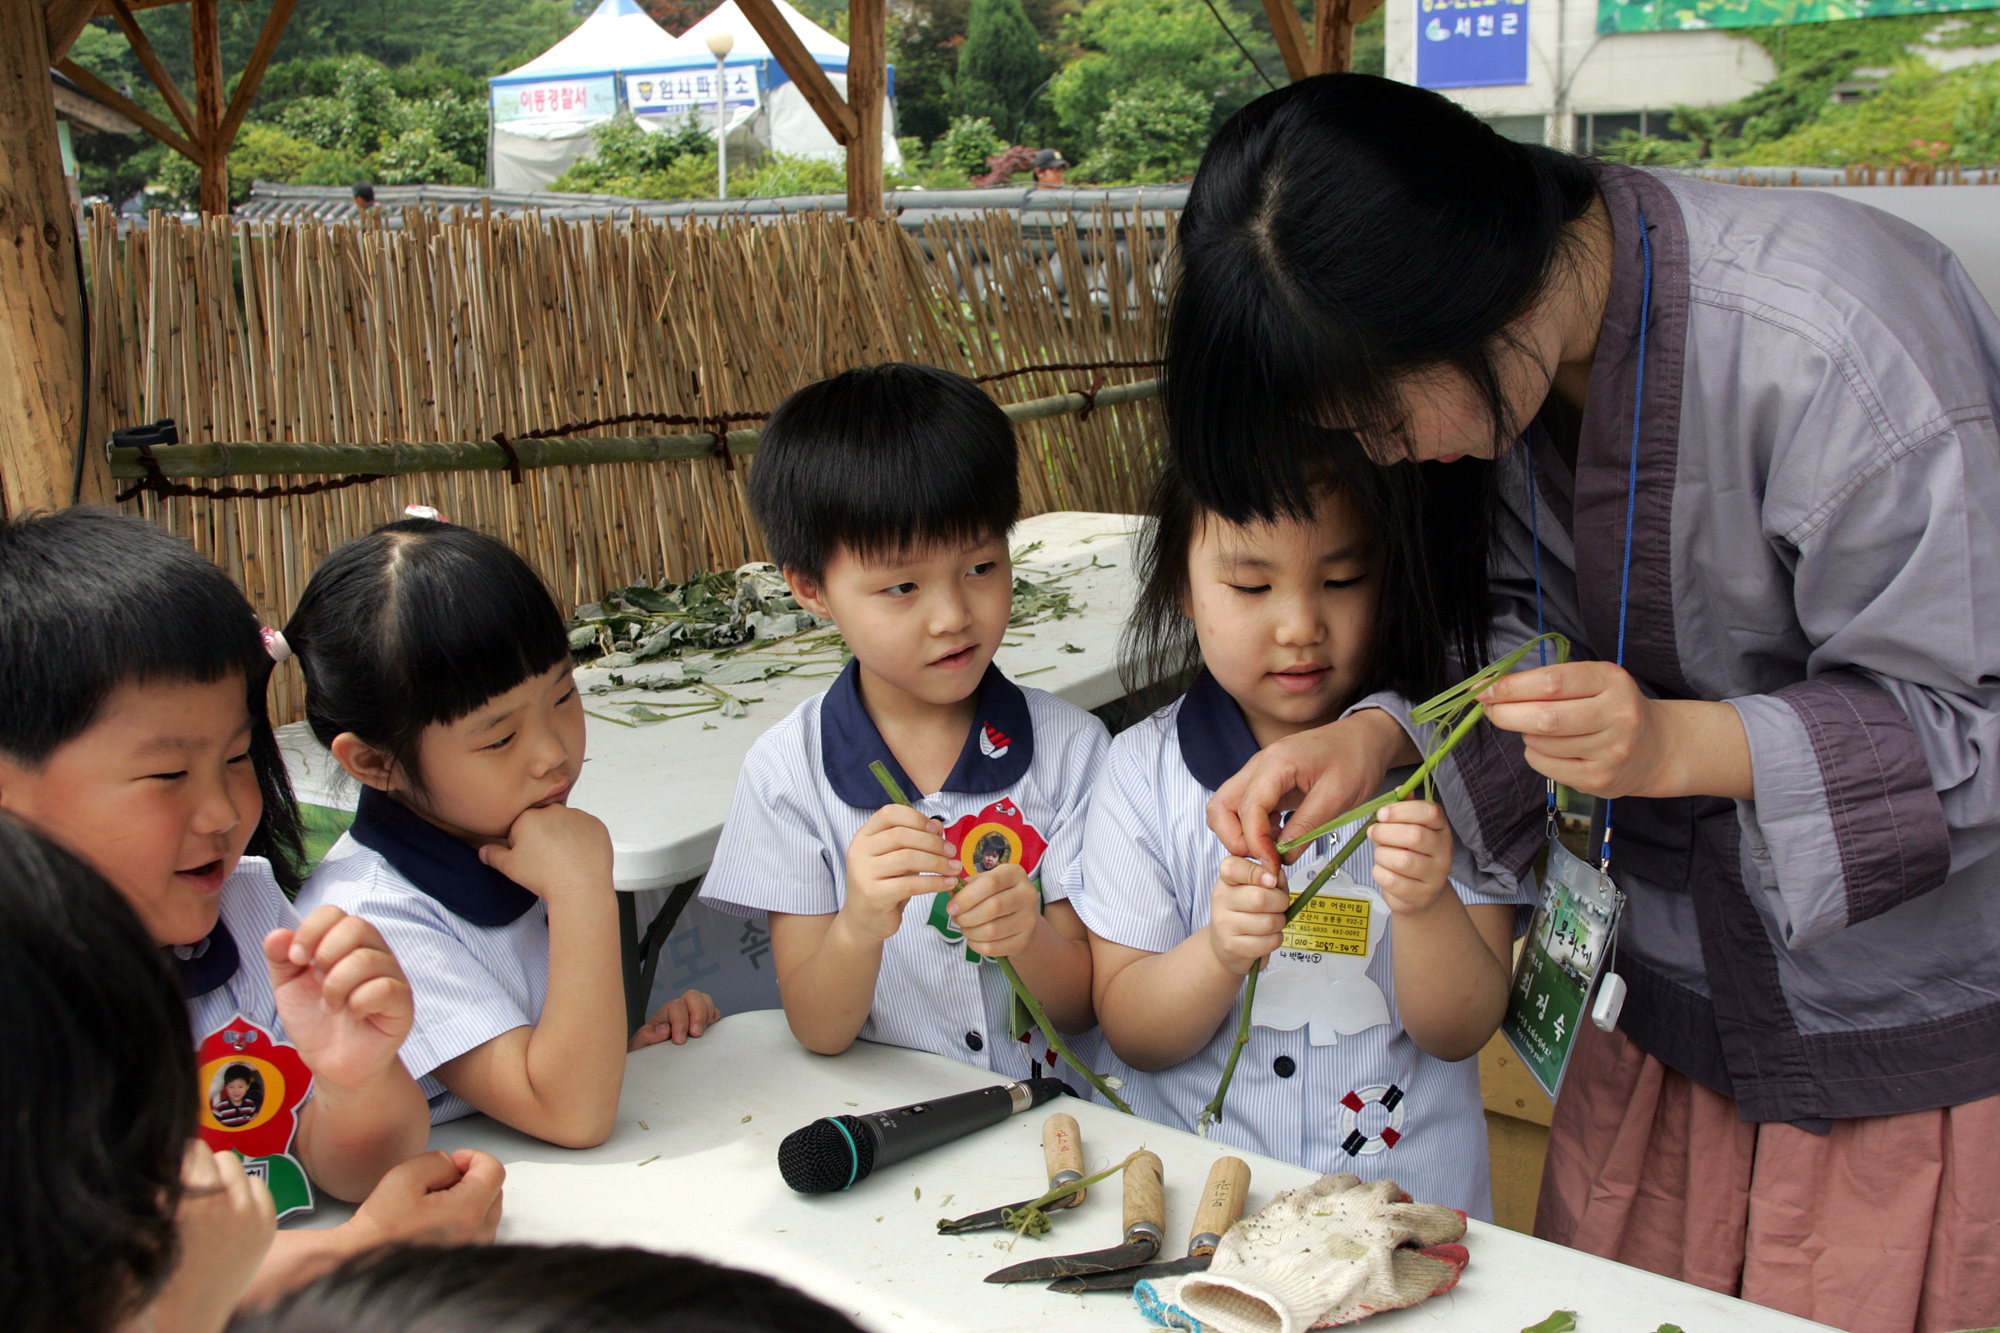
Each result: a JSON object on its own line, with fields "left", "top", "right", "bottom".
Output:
{"left": 0, "top": 5, "right": 90, "bottom": 516}
{"left": 846, "top": 0, "right": 886, "bottom": 221}
{"left": 191, "top": 0, "right": 227, "bottom": 214}
{"left": 1261, "top": 0, "right": 1310, "bottom": 82}
{"left": 1313, "top": 0, "right": 1354, "bottom": 73}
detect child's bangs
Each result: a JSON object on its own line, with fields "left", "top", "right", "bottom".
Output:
{"left": 380, "top": 529, "right": 571, "bottom": 731}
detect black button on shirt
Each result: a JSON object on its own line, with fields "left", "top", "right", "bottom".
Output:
{"left": 1272, "top": 1055, "right": 1297, "bottom": 1078}
{"left": 965, "top": 1031, "right": 984, "bottom": 1051}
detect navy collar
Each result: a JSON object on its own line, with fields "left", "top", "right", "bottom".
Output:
{"left": 171, "top": 920, "right": 241, "bottom": 1000}
{"left": 820, "top": 659, "right": 1035, "bottom": 808}
{"left": 1176, "top": 668, "right": 1262, "bottom": 793}
{"left": 348, "top": 786, "right": 539, "bottom": 928}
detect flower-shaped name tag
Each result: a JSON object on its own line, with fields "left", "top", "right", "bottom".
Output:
{"left": 196, "top": 1014, "right": 315, "bottom": 1221}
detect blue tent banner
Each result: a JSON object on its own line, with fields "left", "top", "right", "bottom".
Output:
{"left": 1416, "top": 0, "right": 1530, "bottom": 89}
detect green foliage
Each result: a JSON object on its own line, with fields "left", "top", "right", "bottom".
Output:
{"left": 1733, "top": 58, "right": 2000, "bottom": 164}
{"left": 956, "top": 0, "right": 1051, "bottom": 138}
{"left": 1593, "top": 130, "right": 1702, "bottom": 165}
{"left": 261, "top": 55, "right": 485, "bottom": 186}
{"left": 552, "top": 118, "right": 851, "bottom": 198}
{"left": 936, "top": 114, "right": 1009, "bottom": 175}
{"left": 1078, "top": 79, "right": 1211, "bottom": 182}
{"left": 1641, "top": 15, "right": 2000, "bottom": 166}
{"left": 1046, "top": 0, "right": 1257, "bottom": 175}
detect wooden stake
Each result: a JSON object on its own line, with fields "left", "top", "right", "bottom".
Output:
{"left": 0, "top": 3, "right": 88, "bottom": 514}
{"left": 847, "top": 0, "right": 886, "bottom": 222}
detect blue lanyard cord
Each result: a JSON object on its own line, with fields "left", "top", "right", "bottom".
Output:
{"left": 1600, "top": 207, "right": 1653, "bottom": 873}
{"left": 1524, "top": 433, "right": 1557, "bottom": 837}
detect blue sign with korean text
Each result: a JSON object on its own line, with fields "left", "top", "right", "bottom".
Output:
{"left": 1415, "top": 0, "right": 1530, "bottom": 89}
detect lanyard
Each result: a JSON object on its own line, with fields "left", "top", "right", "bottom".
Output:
{"left": 1523, "top": 206, "right": 1652, "bottom": 876}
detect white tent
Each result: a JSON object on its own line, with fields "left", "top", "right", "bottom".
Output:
{"left": 625, "top": 0, "right": 901, "bottom": 171}
{"left": 488, "top": 0, "right": 681, "bottom": 190}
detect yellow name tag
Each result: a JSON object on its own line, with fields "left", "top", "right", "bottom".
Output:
{"left": 1282, "top": 892, "right": 1373, "bottom": 958}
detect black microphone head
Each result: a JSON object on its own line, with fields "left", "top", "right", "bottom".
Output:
{"left": 778, "top": 1114, "right": 874, "bottom": 1193}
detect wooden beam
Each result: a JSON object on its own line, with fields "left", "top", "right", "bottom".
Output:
{"left": 0, "top": 3, "right": 90, "bottom": 513}
{"left": 1312, "top": 0, "right": 1354, "bottom": 73}
{"left": 1261, "top": 0, "right": 1310, "bottom": 82}
{"left": 94, "top": 0, "right": 250, "bottom": 12}
{"left": 845, "top": 0, "right": 885, "bottom": 221}
{"left": 735, "top": 0, "right": 858, "bottom": 145}
{"left": 43, "top": 0, "right": 99, "bottom": 60}
{"left": 218, "top": 0, "right": 295, "bottom": 146}
{"left": 1349, "top": 0, "right": 1383, "bottom": 23}
{"left": 59, "top": 56, "right": 197, "bottom": 158}
{"left": 190, "top": 0, "right": 226, "bottom": 213}
{"left": 105, "top": 0, "right": 200, "bottom": 143}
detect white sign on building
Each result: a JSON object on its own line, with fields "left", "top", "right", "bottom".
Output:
{"left": 492, "top": 77, "right": 620, "bottom": 125}
{"left": 626, "top": 64, "right": 762, "bottom": 120}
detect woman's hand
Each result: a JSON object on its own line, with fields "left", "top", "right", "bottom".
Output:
{"left": 1208, "top": 708, "right": 1419, "bottom": 869}
{"left": 1478, "top": 662, "right": 1752, "bottom": 801}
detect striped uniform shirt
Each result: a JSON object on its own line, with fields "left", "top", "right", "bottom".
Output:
{"left": 1067, "top": 671, "right": 1534, "bottom": 1218}
{"left": 298, "top": 786, "right": 551, "bottom": 1125}
{"left": 701, "top": 661, "right": 1111, "bottom": 1086}
{"left": 180, "top": 856, "right": 297, "bottom": 1048}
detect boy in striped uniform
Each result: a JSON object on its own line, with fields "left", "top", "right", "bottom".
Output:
{"left": 701, "top": 364, "right": 1108, "bottom": 1084}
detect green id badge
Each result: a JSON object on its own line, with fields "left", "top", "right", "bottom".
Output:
{"left": 1503, "top": 839, "right": 1624, "bottom": 1101}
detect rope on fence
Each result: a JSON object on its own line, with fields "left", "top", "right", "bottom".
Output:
{"left": 110, "top": 369, "right": 1164, "bottom": 496}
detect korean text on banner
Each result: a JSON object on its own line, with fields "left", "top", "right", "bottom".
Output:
{"left": 1416, "top": 0, "right": 1530, "bottom": 89}
{"left": 493, "top": 77, "right": 619, "bottom": 124}
{"left": 627, "top": 65, "right": 763, "bottom": 118}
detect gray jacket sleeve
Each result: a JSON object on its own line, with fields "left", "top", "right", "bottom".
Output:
{"left": 1726, "top": 409, "right": 1999, "bottom": 946}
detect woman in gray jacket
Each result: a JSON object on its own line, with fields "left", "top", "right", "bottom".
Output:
{"left": 1170, "top": 75, "right": 2000, "bottom": 1333}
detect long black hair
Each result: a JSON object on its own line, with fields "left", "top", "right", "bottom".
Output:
{"left": 1165, "top": 73, "right": 1599, "bottom": 673}
{"left": 283, "top": 519, "right": 570, "bottom": 794}
{"left": 227, "top": 1243, "right": 864, "bottom": 1333}
{"left": 1121, "top": 459, "right": 1470, "bottom": 714}
{"left": 0, "top": 508, "right": 306, "bottom": 889}
{"left": 0, "top": 813, "right": 197, "bottom": 1333}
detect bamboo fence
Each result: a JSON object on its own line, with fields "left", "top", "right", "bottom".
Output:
{"left": 88, "top": 204, "right": 1172, "bottom": 721}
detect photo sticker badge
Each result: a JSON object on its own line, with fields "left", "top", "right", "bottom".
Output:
{"left": 196, "top": 1015, "right": 315, "bottom": 1221}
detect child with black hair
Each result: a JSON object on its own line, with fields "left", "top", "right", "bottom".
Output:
{"left": 1069, "top": 464, "right": 1532, "bottom": 1218}
{"left": 0, "top": 508, "right": 502, "bottom": 1303}
{"left": 0, "top": 812, "right": 273, "bottom": 1333}
{"left": 290, "top": 519, "right": 718, "bottom": 1149}
{"left": 699, "top": 363, "right": 1107, "bottom": 1080}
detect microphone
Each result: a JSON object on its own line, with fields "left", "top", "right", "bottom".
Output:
{"left": 779, "top": 1077, "right": 1072, "bottom": 1193}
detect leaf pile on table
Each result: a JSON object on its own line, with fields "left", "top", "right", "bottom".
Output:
{"left": 566, "top": 554, "right": 1088, "bottom": 727}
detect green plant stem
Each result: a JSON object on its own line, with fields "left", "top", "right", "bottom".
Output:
{"left": 999, "top": 1149, "right": 1144, "bottom": 1242}
{"left": 869, "top": 760, "right": 1134, "bottom": 1114}
{"left": 1197, "top": 635, "right": 1569, "bottom": 1133}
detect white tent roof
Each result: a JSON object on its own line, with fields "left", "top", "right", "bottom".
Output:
{"left": 673, "top": 0, "right": 848, "bottom": 61}
{"left": 500, "top": 0, "right": 681, "bottom": 80}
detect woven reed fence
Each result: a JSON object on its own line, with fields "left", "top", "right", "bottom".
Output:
{"left": 87, "top": 204, "right": 1171, "bottom": 721}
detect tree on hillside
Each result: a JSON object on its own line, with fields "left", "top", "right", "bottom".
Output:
{"left": 956, "top": 0, "right": 1049, "bottom": 139}
{"left": 1046, "top": 0, "right": 1250, "bottom": 173}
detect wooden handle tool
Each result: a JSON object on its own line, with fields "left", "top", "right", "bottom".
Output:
{"left": 1042, "top": 1112, "right": 1086, "bottom": 1207}
{"left": 1122, "top": 1149, "right": 1166, "bottom": 1245}
{"left": 1187, "top": 1156, "right": 1250, "bottom": 1256}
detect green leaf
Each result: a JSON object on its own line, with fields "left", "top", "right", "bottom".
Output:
{"left": 1521, "top": 1314, "right": 1577, "bottom": 1333}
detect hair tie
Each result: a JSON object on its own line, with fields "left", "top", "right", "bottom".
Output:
{"left": 261, "top": 627, "right": 292, "bottom": 664}
{"left": 403, "top": 504, "right": 446, "bottom": 522}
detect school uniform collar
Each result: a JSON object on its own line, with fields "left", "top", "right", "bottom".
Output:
{"left": 1176, "top": 668, "right": 1261, "bottom": 793}
{"left": 348, "top": 785, "right": 539, "bottom": 928}
{"left": 820, "top": 658, "right": 1034, "bottom": 808}
{"left": 170, "top": 920, "right": 241, "bottom": 999}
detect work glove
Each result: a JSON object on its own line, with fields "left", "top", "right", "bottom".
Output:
{"left": 1133, "top": 1173, "right": 1469, "bottom": 1333}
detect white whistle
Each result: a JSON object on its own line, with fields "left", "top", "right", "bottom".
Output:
{"left": 1591, "top": 972, "right": 1627, "bottom": 1032}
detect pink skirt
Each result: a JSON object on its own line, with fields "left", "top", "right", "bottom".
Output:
{"left": 1534, "top": 1020, "right": 2000, "bottom": 1333}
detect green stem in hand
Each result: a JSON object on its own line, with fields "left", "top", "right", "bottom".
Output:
{"left": 1196, "top": 635, "right": 1570, "bottom": 1134}
{"left": 869, "top": 761, "right": 1134, "bottom": 1115}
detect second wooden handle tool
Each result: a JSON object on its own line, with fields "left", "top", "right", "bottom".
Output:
{"left": 1044, "top": 1155, "right": 1252, "bottom": 1293}
{"left": 986, "top": 1150, "right": 1166, "bottom": 1282}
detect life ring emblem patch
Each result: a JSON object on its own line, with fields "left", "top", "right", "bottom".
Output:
{"left": 1337, "top": 1083, "right": 1406, "bottom": 1157}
